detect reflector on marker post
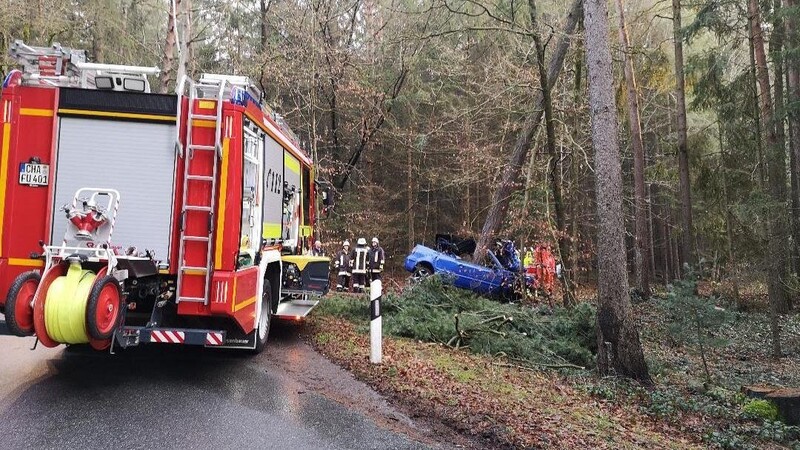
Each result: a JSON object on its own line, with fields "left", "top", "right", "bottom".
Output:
{"left": 370, "top": 279, "right": 382, "bottom": 364}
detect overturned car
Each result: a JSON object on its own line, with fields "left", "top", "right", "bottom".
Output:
{"left": 404, "top": 234, "right": 535, "bottom": 300}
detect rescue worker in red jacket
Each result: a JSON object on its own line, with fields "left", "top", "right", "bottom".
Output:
{"left": 351, "top": 238, "right": 369, "bottom": 293}
{"left": 368, "top": 237, "right": 385, "bottom": 282}
{"left": 334, "top": 240, "right": 351, "bottom": 292}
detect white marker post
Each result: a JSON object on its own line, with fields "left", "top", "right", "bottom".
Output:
{"left": 370, "top": 278, "right": 382, "bottom": 364}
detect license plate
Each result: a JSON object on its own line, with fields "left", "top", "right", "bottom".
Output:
{"left": 18, "top": 163, "right": 49, "bottom": 186}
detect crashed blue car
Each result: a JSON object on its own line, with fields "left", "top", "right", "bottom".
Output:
{"left": 404, "top": 234, "right": 534, "bottom": 300}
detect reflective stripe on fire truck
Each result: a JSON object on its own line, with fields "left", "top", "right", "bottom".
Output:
{"left": 214, "top": 137, "right": 230, "bottom": 269}
{"left": 233, "top": 296, "right": 256, "bottom": 313}
{"left": 150, "top": 330, "right": 185, "bottom": 343}
{"left": 0, "top": 104, "right": 11, "bottom": 254}
{"left": 205, "top": 332, "right": 223, "bottom": 346}
{"left": 8, "top": 258, "right": 44, "bottom": 267}
{"left": 19, "top": 108, "right": 54, "bottom": 117}
{"left": 57, "top": 109, "right": 175, "bottom": 122}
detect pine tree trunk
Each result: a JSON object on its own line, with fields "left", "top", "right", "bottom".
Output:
{"left": 615, "top": 0, "right": 651, "bottom": 298}
{"left": 748, "top": 0, "right": 788, "bottom": 356}
{"left": 474, "top": 0, "right": 583, "bottom": 260}
{"left": 583, "top": 0, "right": 651, "bottom": 384}
{"left": 671, "top": 0, "right": 694, "bottom": 267}
{"left": 159, "top": 0, "right": 177, "bottom": 93}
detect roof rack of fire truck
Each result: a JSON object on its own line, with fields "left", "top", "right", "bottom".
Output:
{"left": 8, "top": 40, "right": 159, "bottom": 92}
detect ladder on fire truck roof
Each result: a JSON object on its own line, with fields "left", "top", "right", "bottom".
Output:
{"left": 8, "top": 40, "right": 159, "bottom": 91}
{"left": 174, "top": 75, "right": 229, "bottom": 305}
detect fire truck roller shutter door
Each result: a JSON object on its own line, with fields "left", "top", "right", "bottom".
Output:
{"left": 51, "top": 118, "right": 176, "bottom": 259}
{"left": 262, "top": 134, "right": 284, "bottom": 240}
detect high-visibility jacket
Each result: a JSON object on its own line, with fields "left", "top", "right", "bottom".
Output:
{"left": 368, "top": 246, "right": 385, "bottom": 273}
{"left": 335, "top": 250, "right": 351, "bottom": 275}
{"left": 351, "top": 247, "right": 369, "bottom": 274}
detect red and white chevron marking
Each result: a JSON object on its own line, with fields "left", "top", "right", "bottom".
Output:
{"left": 150, "top": 330, "right": 185, "bottom": 344}
{"left": 205, "top": 332, "right": 223, "bottom": 346}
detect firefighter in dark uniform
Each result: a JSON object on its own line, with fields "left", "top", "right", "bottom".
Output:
{"left": 368, "top": 237, "right": 385, "bottom": 282}
{"left": 351, "top": 238, "right": 369, "bottom": 293}
{"left": 334, "top": 240, "right": 351, "bottom": 292}
{"left": 312, "top": 240, "right": 325, "bottom": 256}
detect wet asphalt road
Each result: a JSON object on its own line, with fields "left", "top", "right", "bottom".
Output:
{"left": 0, "top": 319, "right": 435, "bottom": 450}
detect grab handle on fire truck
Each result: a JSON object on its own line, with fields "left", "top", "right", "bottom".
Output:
{"left": 214, "top": 79, "right": 228, "bottom": 158}
{"left": 175, "top": 75, "right": 189, "bottom": 158}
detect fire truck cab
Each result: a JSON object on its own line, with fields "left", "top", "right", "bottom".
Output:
{"left": 0, "top": 40, "right": 331, "bottom": 352}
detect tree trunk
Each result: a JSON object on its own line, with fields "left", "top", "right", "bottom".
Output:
{"left": 583, "top": 0, "right": 651, "bottom": 384}
{"left": 407, "top": 142, "right": 415, "bottom": 250}
{"left": 719, "top": 118, "right": 742, "bottom": 308}
{"left": 570, "top": 40, "right": 584, "bottom": 287}
{"left": 748, "top": 20, "right": 767, "bottom": 185}
{"left": 748, "top": 0, "right": 788, "bottom": 356}
{"left": 159, "top": 0, "right": 178, "bottom": 93}
{"left": 528, "top": 0, "right": 576, "bottom": 306}
{"left": 177, "top": 0, "right": 189, "bottom": 83}
{"left": 786, "top": 0, "right": 800, "bottom": 282}
{"left": 615, "top": 0, "right": 651, "bottom": 298}
{"left": 260, "top": 0, "right": 269, "bottom": 50}
{"left": 671, "top": 0, "right": 694, "bottom": 267}
{"left": 474, "top": 0, "right": 583, "bottom": 260}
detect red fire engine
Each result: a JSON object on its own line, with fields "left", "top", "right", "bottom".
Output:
{"left": 0, "top": 41, "right": 332, "bottom": 352}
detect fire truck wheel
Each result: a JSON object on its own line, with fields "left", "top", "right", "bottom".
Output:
{"left": 252, "top": 279, "right": 273, "bottom": 354}
{"left": 5, "top": 271, "right": 41, "bottom": 336}
{"left": 86, "top": 275, "right": 123, "bottom": 340}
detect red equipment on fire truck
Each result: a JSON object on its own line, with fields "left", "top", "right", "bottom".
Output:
{"left": 0, "top": 40, "right": 332, "bottom": 352}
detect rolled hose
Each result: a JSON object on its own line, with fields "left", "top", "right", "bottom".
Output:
{"left": 44, "top": 262, "right": 97, "bottom": 344}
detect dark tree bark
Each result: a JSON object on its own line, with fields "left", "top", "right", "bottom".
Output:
{"left": 671, "top": 0, "right": 694, "bottom": 266}
{"left": 583, "top": 0, "right": 651, "bottom": 384}
{"left": 528, "top": 0, "right": 576, "bottom": 306}
{"left": 615, "top": 0, "right": 651, "bottom": 298}
{"left": 748, "top": 0, "right": 788, "bottom": 356}
{"left": 474, "top": 0, "right": 583, "bottom": 259}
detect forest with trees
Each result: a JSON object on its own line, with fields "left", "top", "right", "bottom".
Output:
{"left": 2, "top": 0, "right": 800, "bottom": 446}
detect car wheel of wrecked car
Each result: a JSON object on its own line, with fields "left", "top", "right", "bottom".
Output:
{"left": 411, "top": 264, "right": 433, "bottom": 282}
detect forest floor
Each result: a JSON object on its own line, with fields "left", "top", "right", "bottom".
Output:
{"left": 302, "top": 273, "right": 800, "bottom": 449}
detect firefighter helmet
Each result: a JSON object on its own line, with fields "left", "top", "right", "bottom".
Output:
{"left": 343, "top": 240, "right": 350, "bottom": 247}
{"left": 357, "top": 238, "right": 367, "bottom": 246}
{"left": 371, "top": 237, "right": 379, "bottom": 244}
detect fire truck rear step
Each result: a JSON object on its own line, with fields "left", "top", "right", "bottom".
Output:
{"left": 275, "top": 298, "right": 320, "bottom": 319}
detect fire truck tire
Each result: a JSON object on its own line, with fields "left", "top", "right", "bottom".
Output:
{"left": 86, "top": 275, "right": 123, "bottom": 340}
{"left": 252, "top": 279, "right": 273, "bottom": 354}
{"left": 5, "top": 271, "right": 41, "bottom": 336}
